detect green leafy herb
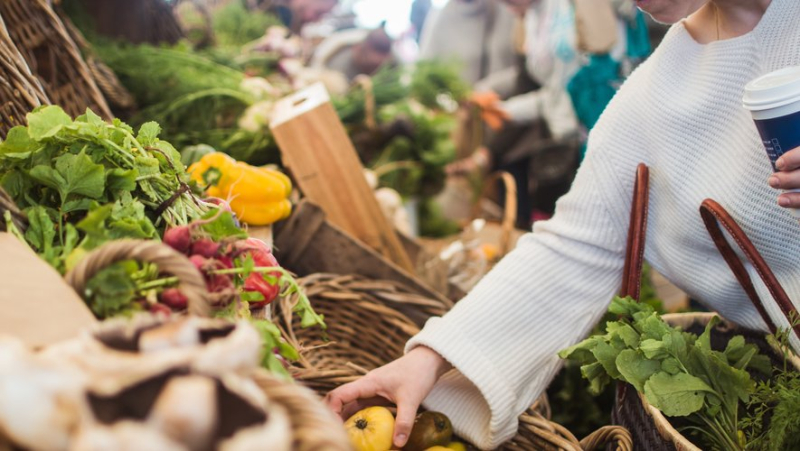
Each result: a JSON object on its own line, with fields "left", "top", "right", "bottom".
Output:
{"left": 560, "top": 297, "right": 771, "bottom": 451}
{"left": 0, "top": 106, "right": 212, "bottom": 273}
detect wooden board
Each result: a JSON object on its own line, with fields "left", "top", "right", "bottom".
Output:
{"left": 0, "top": 233, "right": 96, "bottom": 348}
{"left": 270, "top": 83, "right": 414, "bottom": 272}
{"left": 273, "top": 201, "right": 455, "bottom": 321}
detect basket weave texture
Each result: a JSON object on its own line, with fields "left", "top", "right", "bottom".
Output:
{"left": 0, "top": 14, "right": 48, "bottom": 139}
{"left": 274, "top": 273, "right": 632, "bottom": 450}
{"left": 0, "top": 0, "right": 112, "bottom": 119}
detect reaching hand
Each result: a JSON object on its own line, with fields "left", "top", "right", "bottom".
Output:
{"left": 325, "top": 346, "right": 451, "bottom": 449}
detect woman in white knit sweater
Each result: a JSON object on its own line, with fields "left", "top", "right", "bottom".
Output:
{"left": 327, "top": 0, "right": 800, "bottom": 449}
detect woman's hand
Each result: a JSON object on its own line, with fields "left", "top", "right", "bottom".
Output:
{"left": 768, "top": 147, "right": 800, "bottom": 208}
{"left": 325, "top": 346, "right": 452, "bottom": 449}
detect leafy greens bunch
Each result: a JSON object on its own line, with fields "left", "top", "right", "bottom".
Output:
{"left": 0, "top": 106, "right": 210, "bottom": 273}
{"left": 560, "top": 297, "right": 771, "bottom": 451}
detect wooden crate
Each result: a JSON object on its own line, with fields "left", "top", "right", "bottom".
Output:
{"left": 273, "top": 201, "right": 455, "bottom": 311}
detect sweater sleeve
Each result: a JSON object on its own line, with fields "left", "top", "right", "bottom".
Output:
{"left": 405, "top": 151, "right": 629, "bottom": 449}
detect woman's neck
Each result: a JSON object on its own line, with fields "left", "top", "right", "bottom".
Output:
{"left": 684, "top": 0, "right": 771, "bottom": 44}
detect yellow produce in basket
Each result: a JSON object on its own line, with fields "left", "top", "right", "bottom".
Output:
{"left": 345, "top": 406, "right": 395, "bottom": 451}
{"left": 188, "top": 152, "right": 292, "bottom": 226}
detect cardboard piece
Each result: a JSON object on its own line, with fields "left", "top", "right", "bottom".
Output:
{"left": 0, "top": 233, "right": 96, "bottom": 348}
{"left": 270, "top": 83, "right": 414, "bottom": 272}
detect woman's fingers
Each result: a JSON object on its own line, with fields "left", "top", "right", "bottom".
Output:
{"left": 776, "top": 147, "right": 800, "bottom": 171}
{"left": 777, "top": 191, "right": 800, "bottom": 209}
{"left": 392, "top": 395, "right": 421, "bottom": 448}
{"left": 325, "top": 377, "right": 380, "bottom": 417}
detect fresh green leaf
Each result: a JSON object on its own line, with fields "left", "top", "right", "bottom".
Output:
{"left": 23, "top": 206, "right": 55, "bottom": 253}
{"left": 106, "top": 168, "right": 138, "bottom": 192}
{"left": 640, "top": 339, "right": 668, "bottom": 359}
{"left": 29, "top": 152, "right": 106, "bottom": 204}
{"left": 616, "top": 349, "right": 662, "bottom": 393}
{"left": 137, "top": 122, "right": 161, "bottom": 146}
{"left": 592, "top": 341, "right": 623, "bottom": 379}
{"left": 26, "top": 105, "right": 72, "bottom": 140}
{"left": 84, "top": 262, "right": 138, "bottom": 318}
{"left": 0, "top": 126, "right": 35, "bottom": 154}
{"left": 200, "top": 210, "right": 246, "bottom": 241}
{"left": 644, "top": 372, "right": 714, "bottom": 417}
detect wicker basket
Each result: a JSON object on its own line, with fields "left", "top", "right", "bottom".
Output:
{"left": 613, "top": 312, "right": 800, "bottom": 451}
{"left": 55, "top": 7, "right": 135, "bottom": 110}
{"left": 64, "top": 239, "right": 213, "bottom": 318}
{"left": 0, "top": 0, "right": 112, "bottom": 119}
{"left": 54, "top": 240, "right": 352, "bottom": 450}
{"left": 273, "top": 272, "right": 631, "bottom": 450}
{"left": 0, "top": 13, "right": 49, "bottom": 139}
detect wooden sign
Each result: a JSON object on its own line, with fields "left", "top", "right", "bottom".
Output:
{"left": 270, "top": 83, "right": 414, "bottom": 272}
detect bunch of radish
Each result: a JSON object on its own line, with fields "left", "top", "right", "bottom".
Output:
{"left": 159, "top": 224, "right": 283, "bottom": 312}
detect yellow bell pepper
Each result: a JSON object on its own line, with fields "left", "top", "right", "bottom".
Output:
{"left": 188, "top": 152, "right": 292, "bottom": 226}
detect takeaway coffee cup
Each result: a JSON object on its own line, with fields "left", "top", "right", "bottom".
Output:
{"left": 743, "top": 65, "right": 800, "bottom": 218}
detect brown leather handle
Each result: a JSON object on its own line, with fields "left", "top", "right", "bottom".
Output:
{"left": 620, "top": 164, "right": 650, "bottom": 301}
{"left": 700, "top": 199, "right": 799, "bottom": 341}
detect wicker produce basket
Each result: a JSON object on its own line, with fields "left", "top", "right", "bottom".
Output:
{"left": 16, "top": 239, "right": 351, "bottom": 451}
{"left": 0, "top": 0, "right": 112, "bottom": 119}
{"left": 64, "top": 239, "right": 212, "bottom": 318}
{"left": 56, "top": 7, "right": 135, "bottom": 110}
{"left": 0, "top": 14, "right": 49, "bottom": 139}
{"left": 273, "top": 272, "right": 631, "bottom": 450}
{"left": 611, "top": 180, "right": 800, "bottom": 450}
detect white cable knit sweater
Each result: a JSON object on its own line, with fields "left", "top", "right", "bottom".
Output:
{"left": 406, "top": 0, "right": 800, "bottom": 448}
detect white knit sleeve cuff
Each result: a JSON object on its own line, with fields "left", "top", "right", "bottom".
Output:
{"left": 405, "top": 317, "right": 521, "bottom": 449}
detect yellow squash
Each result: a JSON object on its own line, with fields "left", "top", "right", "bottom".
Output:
{"left": 345, "top": 406, "right": 395, "bottom": 451}
{"left": 188, "top": 152, "right": 292, "bottom": 226}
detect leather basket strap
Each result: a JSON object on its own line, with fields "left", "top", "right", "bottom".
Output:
{"left": 620, "top": 164, "right": 650, "bottom": 301}
{"left": 699, "top": 199, "right": 800, "bottom": 341}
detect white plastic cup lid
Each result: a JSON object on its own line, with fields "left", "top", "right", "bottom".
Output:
{"left": 743, "top": 66, "right": 800, "bottom": 112}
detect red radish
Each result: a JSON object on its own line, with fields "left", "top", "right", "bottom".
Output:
{"left": 244, "top": 273, "right": 280, "bottom": 307}
{"left": 163, "top": 226, "right": 192, "bottom": 254}
{"left": 206, "top": 273, "right": 233, "bottom": 293}
{"left": 191, "top": 238, "right": 220, "bottom": 258}
{"left": 159, "top": 288, "right": 188, "bottom": 310}
{"left": 149, "top": 303, "right": 172, "bottom": 316}
{"left": 189, "top": 255, "right": 208, "bottom": 271}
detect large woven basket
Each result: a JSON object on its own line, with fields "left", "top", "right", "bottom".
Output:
{"left": 273, "top": 272, "right": 631, "bottom": 450}
{"left": 55, "top": 7, "right": 135, "bottom": 110}
{"left": 0, "top": 14, "right": 49, "bottom": 139}
{"left": 57, "top": 240, "right": 352, "bottom": 450}
{"left": 613, "top": 312, "right": 800, "bottom": 451}
{"left": 0, "top": 0, "right": 112, "bottom": 119}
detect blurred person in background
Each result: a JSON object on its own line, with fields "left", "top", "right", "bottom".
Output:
{"left": 449, "top": 0, "right": 649, "bottom": 228}
{"left": 410, "top": 0, "right": 434, "bottom": 42}
{"left": 418, "top": 0, "right": 518, "bottom": 85}
{"left": 310, "top": 24, "right": 396, "bottom": 81}
{"left": 258, "top": 0, "right": 339, "bottom": 33}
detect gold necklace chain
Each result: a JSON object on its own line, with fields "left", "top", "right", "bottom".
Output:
{"left": 715, "top": 3, "right": 721, "bottom": 40}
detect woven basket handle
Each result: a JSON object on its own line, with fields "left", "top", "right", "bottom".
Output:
{"left": 580, "top": 425, "right": 633, "bottom": 451}
{"left": 620, "top": 163, "right": 650, "bottom": 301}
{"left": 354, "top": 74, "right": 376, "bottom": 130}
{"left": 470, "top": 171, "right": 518, "bottom": 256}
{"left": 700, "top": 199, "right": 800, "bottom": 341}
{"left": 65, "top": 239, "right": 211, "bottom": 317}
